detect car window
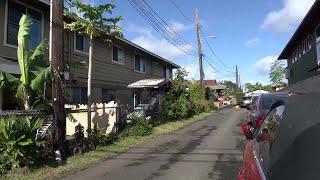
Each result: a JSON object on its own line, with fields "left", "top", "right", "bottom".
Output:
{"left": 262, "top": 96, "right": 287, "bottom": 111}
{"left": 255, "top": 105, "right": 285, "bottom": 176}
{"left": 251, "top": 96, "right": 260, "bottom": 112}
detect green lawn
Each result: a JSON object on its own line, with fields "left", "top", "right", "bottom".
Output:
{"left": 7, "top": 112, "right": 214, "bottom": 180}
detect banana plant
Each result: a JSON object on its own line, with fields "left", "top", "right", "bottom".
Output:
{"left": 0, "top": 15, "right": 53, "bottom": 111}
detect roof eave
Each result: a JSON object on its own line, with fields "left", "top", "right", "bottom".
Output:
{"left": 277, "top": 0, "right": 319, "bottom": 61}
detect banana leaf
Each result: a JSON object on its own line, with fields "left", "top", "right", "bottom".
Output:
{"left": 29, "top": 40, "right": 47, "bottom": 67}
{"left": 17, "top": 15, "right": 32, "bottom": 85}
{"left": 0, "top": 71, "right": 19, "bottom": 88}
{"left": 31, "top": 118, "right": 43, "bottom": 132}
{"left": 30, "top": 66, "right": 53, "bottom": 90}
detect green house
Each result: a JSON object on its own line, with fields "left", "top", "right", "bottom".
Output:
{"left": 278, "top": 1, "right": 320, "bottom": 85}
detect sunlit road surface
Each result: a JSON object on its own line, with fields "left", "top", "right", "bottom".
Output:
{"left": 61, "top": 108, "right": 247, "bottom": 180}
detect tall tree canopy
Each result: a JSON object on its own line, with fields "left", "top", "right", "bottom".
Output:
{"left": 269, "top": 60, "right": 285, "bottom": 85}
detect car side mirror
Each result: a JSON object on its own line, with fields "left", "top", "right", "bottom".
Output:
{"left": 241, "top": 122, "right": 254, "bottom": 139}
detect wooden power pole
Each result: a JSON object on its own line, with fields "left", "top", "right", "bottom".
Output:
{"left": 236, "top": 65, "right": 239, "bottom": 91}
{"left": 195, "top": 8, "right": 204, "bottom": 95}
{"left": 50, "top": 0, "right": 66, "bottom": 156}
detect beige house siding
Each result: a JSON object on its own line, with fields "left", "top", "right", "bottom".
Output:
{"left": 0, "top": 0, "right": 177, "bottom": 109}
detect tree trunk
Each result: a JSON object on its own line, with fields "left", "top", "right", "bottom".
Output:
{"left": 87, "top": 33, "right": 93, "bottom": 135}
{"left": 23, "top": 93, "right": 30, "bottom": 111}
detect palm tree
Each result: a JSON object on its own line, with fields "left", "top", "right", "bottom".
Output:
{"left": 64, "top": 0, "right": 122, "bottom": 132}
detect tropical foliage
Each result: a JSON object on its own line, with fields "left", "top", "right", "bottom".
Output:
{"left": 120, "top": 115, "right": 153, "bottom": 137}
{"left": 164, "top": 68, "right": 217, "bottom": 120}
{"left": 245, "top": 82, "right": 274, "bottom": 92}
{"left": 269, "top": 60, "right": 285, "bottom": 85}
{"left": 64, "top": 0, "right": 123, "bottom": 132}
{"left": 0, "top": 15, "right": 53, "bottom": 111}
{"left": 164, "top": 69, "right": 189, "bottom": 120}
{"left": 0, "top": 116, "right": 44, "bottom": 172}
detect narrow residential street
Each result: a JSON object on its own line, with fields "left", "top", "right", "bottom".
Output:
{"left": 61, "top": 108, "right": 247, "bottom": 180}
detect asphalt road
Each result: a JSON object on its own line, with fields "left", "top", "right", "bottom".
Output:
{"left": 61, "top": 108, "right": 247, "bottom": 180}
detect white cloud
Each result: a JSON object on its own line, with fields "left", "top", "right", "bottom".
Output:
{"left": 253, "top": 56, "right": 277, "bottom": 76}
{"left": 125, "top": 23, "right": 195, "bottom": 60}
{"left": 168, "top": 20, "right": 193, "bottom": 32}
{"left": 245, "top": 37, "right": 260, "bottom": 47}
{"left": 261, "top": 0, "right": 315, "bottom": 32}
{"left": 183, "top": 63, "right": 219, "bottom": 80}
{"left": 184, "top": 63, "right": 199, "bottom": 80}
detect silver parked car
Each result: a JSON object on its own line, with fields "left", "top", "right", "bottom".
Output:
{"left": 240, "top": 96, "right": 252, "bottom": 108}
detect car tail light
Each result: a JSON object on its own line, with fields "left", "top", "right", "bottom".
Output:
{"left": 255, "top": 118, "right": 262, "bottom": 128}
{"left": 238, "top": 169, "right": 244, "bottom": 180}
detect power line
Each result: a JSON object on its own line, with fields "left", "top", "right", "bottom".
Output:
{"left": 129, "top": 0, "right": 234, "bottom": 81}
{"left": 130, "top": 0, "right": 192, "bottom": 54}
{"left": 200, "top": 30, "right": 233, "bottom": 71}
{"left": 169, "top": 0, "right": 194, "bottom": 24}
{"left": 167, "top": 0, "right": 233, "bottom": 73}
{"left": 128, "top": 0, "right": 197, "bottom": 56}
{"left": 202, "top": 55, "right": 221, "bottom": 74}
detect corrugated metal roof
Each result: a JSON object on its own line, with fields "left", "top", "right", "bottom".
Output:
{"left": 128, "top": 78, "right": 169, "bottom": 88}
{"left": 207, "top": 84, "right": 227, "bottom": 90}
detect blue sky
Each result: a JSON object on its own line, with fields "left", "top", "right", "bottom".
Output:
{"left": 79, "top": 0, "right": 315, "bottom": 86}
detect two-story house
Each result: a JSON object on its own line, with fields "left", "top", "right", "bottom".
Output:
{"left": 0, "top": 0, "right": 179, "bottom": 110}
{"left": 277, "top": 0, "right": 320, "bottom": 85}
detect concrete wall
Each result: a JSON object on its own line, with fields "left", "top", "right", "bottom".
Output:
{"left": 66, "top": 101, "right": 118, "bottom": 137}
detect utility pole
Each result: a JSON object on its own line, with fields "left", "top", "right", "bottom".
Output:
{"left": 50, "top": 0, "right": 66, "bottom": 157}
{"left": 236, "top": 65, "right": 239, "bottom": 91}
{"left": 195, "top": 8, "right": 204, "bottom": 95}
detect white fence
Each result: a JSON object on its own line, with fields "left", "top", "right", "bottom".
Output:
{"left": 65, "top": 101, "right": 118, "bottom": 137}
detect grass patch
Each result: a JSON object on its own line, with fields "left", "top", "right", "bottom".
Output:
{"left": 6, "top": 112, "right": 214, "bottom": 180}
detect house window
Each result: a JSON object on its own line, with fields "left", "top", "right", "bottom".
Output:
{"left": 162, "top": 66, "right": 171, "bottom": 78}
{"left": 134, "top": 53, "right": 146, "bottom": 73}
{"left": 72, "top": 87, "right": 87, "bottom": 104}
{"left": 75, "top": 34, "right": 89, "bottom": 53}
{"left": 316, "top": 26, "right": 320, "bottom": 64}
{"left": 101, "top": 89, "right": 116, "bottom": 103}
{"left": 6, "top": 1, "right": 42, "bottom": 49}
{"left": 112, "top": 46, "right": 124, "bottom": 64}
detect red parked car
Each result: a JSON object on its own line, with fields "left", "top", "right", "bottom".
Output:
{"left": 239, "top": 101, "right": 286, "bottom": 180}
{"left": 239, "top": 92, "right": 320, "bottom": 180}
{"left": 245, "top": 93, "right": 289, "bottom": 137}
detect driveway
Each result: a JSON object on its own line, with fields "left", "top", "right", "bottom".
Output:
{"left": 61, "top": 108, "right": 247, "bottom": 180}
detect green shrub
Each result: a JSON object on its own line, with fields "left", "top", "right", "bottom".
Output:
{"left": 91, "top": 131, "right": 119, "bottom": 146}
{"left": 120, "top": 116, "right": 153, "bottom": 137}
{"left": 164, "top": 77, "right": 189, "bottom": 120}
{"left": 164, "top": 93, "right": 189, "bottom": 120}
{"left": 0, "top": 116, "right": 44, "bottom": 171}
{"left": 0, "top": 156, "right": 9, "bottom": 175}
{"left": 164, "top": 68, "right": 217, "bottom": 121}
